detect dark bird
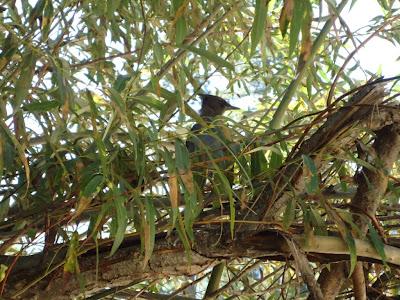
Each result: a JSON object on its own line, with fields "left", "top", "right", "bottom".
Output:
{"left": 186, "top": 94, "right": 239, "bottom": 198}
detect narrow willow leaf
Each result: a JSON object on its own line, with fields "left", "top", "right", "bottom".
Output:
{"left": 0, "top": 120, "right": 30, "bottom": 194}
{"left": 108, "top": 87, "right": 126, "bottom": 111}
{"left": 82, "top": 174, "right": 104, "bottom": 197}
{"left": 176, "top": 214, "right": 192, "bottom": 256}
{"left": 113, "top": 74, "right": 130, "bottom": 92}
{"left": 74, "top": 174, "right": 104, "bottom": 220}
{"left": 279, "top": 0, "right": 293, "bottom": 37}
{"left": 142, "top": 198, "right": 156, "bottom": 268}
{"left": 302, "top": 154, "right": 317, "bottom": 174}
{"left": 214, "top": 171, "right": 235, "bottom": 238}
{"left": 175, "top": 17, "right": 187, "bottom": 45}
{"left": 344, "top": 230, "right": 357, "bottom": 276}
{"left": 64, "top": 232, "right": 80, "bottom": 274}
{"left": 297, "top": 0, "right": 312, "bottom": 72}
{"left": 310, "top": 208, "right": 327, "bottom": 236}
{"left": 0, "top": 33, "right": 18, "bottom": 71}
{"left": 154, "top": 39, "right": 164, "bottom": 65}
{"left": 87, "top": 90, "right": 109, "bottom": 178}
{"left": 269, "top": 147, "right": 283, "bottom": 170}
{"left": 173, "top": 0, "right": 187, "bottom": 45}
{"left": 0, "top": 264, "right": 8, "bottom": 282}
{"left": 251, "top": 0, "right": 269, "bottom": 54}
{"left": 74, "top": 196, "right": 92, "bottom": 221}
{"left": 367, "top": 223, "right": 387, "bottom": 263}
{"left": 283, "top": 198, "right": 295, "bottom": 230}
{"left": 41, "top": 0, "right": 54, "bottom": 40}
{"left": 288, "top": 0, "right": 305, "bottom": 56}
{"left": 14, "top": 50, "right": 36, "bottom": 109}
{"left": 175, "top": 138, "right": 190, "bottom": 171}
{"left": 167, "top": 172, "right": 179, "bottom": 228}
{"left": 250, "top": 147, "right": 268, "bottom": 177}
{"left": 29, "top": 0, "right": 45, "bottom": 25}
{"left": 51, "top": 58, "right": 73, "bottom": 109}
{"left": 23, "top": 100, "right": 59, "bottom": 112}
{"left": 178, "top": 45, "right": 234, "bottom": 71}
{"left": 132, "top": 95, "right": 163, "bottom": 110}
{"left": 180, "top": 169, "right": 195, "bottom": 194}
{"left": 109, "top": 192, "right": 128, "bottom": 256}
{"left": 184, "top": 192, "right": 197, "bottom": 241}
{"left": 302, "top": 154, "right": 319, "bottom": 194}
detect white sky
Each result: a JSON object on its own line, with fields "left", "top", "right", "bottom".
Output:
{"left": 341, "top": 0, "right": 400, "bottom": 77}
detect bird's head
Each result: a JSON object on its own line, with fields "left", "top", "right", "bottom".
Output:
{"left": 199, "top": 94, "right": 239, "bottom": 117}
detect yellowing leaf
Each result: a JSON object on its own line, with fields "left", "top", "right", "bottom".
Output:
{"left": 64, "top": 232, "right": 80, "bottom": 275}
{"left": 279, "top": 0, "right": 294, "bottom": 37}
{"left": 179, "top": 169, "right": 194, "bottom": 194}
{"left": 168, "top": 176, "right": 179, "bottom": 205}
{"left": 0, "top": 264, "right": 8, "bottom": 282}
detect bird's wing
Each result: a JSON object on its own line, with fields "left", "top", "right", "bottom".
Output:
{"left": 186, "top": 123, "right": 203, "bottom": 153}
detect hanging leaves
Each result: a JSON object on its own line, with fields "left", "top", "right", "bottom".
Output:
{"left": 251, "top": 0, "right": 269, "bottom": 54}
{"left": 14, "top": 50, "right": 37, "bottom": 109}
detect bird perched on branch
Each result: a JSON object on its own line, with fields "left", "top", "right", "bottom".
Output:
{"left": 186, "top": 94, "right": 240, "bottom": 199}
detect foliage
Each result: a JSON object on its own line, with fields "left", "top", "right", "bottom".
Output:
{"left": 0, "top": 0, "right": 400, "bottom": 298}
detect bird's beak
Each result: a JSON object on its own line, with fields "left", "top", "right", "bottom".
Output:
{"left": 226, "top": 103, "right": 240, "bottom": 111}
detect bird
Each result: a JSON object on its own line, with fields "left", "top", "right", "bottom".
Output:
{"left": 186, "top": 94, "right": 239, "bottom": 199}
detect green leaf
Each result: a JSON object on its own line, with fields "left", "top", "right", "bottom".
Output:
{"left": 0, "top": 264, "right": 8, "bottom": 282}
{"left": 0, "top": 33, "right": 18, "bottom": 70}
{"left": 183, "top": 192, "right": 197, "bottom": 241}
{"left": 113, "top": 74, "right": 130, "bottom": 92}
{"left": 108, "top": 87, "right": 126, "bottom": 111}
{"left": 283, "top": 197, "right": 295, "bottom": 230}
{"left": 132, "top": 95, "right": 163, "bottom": 111}
{"left": 302, "top": 154, "right": 317, "bottom": 174}
{"left": 64, "top": 231, "right": 80, "bottom": 274}
{"left": 178, "top": 45, "right": 234, "bottom": 71}
{"left": 14, "top": 50, "right": 37, "bottom": 109}
{"left": 289, "top": 0, "right": 305, "bottom": 56}
{"left": 41, "top": 0, "right": 54, "bottom": 40}
{"left": 309, "top": 208, "right": 327, "bottom": 236}
{"left": 51, "top": 58, "right": 73, "bottom": 106}
{"left": 269, "top": 146, "right": 283, "bottom": 170}
{"left": 251, "top": 0, "right": 269, "bottom": 54}
{"left": 109, "top": 191, "right": 128, "bottom": 256}
{"left": 142, "top": 197, "right": 156, "bottom": 268}
{"left": 82, "top": 174, "right": 104, "bottom": 198}
{"left": 344, "top": 230, "right": 357, "bottom": 276}
{"left": 367, "top": 223, "right": 387, "bottom": 263}
{"left": 23, "top": 100, "right": 59, "bottom": 112}
{"left": 176, "top": 17, "right": 187, "bottom": 45}
{"left": 176, "top": 214, "right": 192, "bottom": 256}
{"left": 250, "top": 147, "right": 268, "bottom": 178}
{"left": 175, "top": 138, "right": 190, "bottom": 172}
{"left": 302, "top": 154, "right": 319, "bottom": 194}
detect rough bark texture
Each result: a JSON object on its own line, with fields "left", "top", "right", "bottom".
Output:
{"left": 285, "top": 238, "right": 324, "bottom": 300}
{"left": 5, "top": 236, "right": 215, "bottom": 299}
{"left": 315, "top": 263, "right": 347, "bottom": 300}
